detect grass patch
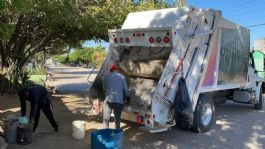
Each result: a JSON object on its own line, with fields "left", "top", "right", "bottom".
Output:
{"left": 27, "top": 75, "right": 46, "bottom": 85}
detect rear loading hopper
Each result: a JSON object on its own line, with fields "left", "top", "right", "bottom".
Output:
{"left": 89, "top": 7, "right": 263, "bottom": 133}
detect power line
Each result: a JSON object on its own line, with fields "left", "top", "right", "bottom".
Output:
{"left": 226, "top": 4, "right": 265, "bottom": 18}
{"left": 224, "top": 0, "right": 258, "bottom": 12}
{"left": 246, "top": 23, "right": 265, "bottom": 28}
{"left": 225, "top": 1, "right": 265, "bottom": 14}
{"left": 218, "top": 0, "right": 249, "bottom": 10}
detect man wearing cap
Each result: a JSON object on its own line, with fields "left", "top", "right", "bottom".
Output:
{"left": 103, "top": 64, "right": 130, "bottom": 129}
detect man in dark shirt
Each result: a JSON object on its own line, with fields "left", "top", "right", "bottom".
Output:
{"left": 18, "top": 85, "right": 58, "bottom": 132}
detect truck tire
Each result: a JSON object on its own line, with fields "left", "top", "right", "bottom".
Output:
{"left": 192, "top": 95, "right": 215, "bottom": 133}
{"left": 254, "top": 89, "right": 263, "bottom": 110}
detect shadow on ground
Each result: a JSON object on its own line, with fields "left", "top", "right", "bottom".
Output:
{"left": 0, "top": 94, "right": 100, "bottom": 149}
{"left": 120, "top": 101, "right": 265, "bottom": 149}
{"left": 1, "top": 94, "right": 265, "bottom": 149}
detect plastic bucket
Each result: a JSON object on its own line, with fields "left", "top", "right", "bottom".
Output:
{"left": 72, "top": 120, "right": 86, "bottom": 140}
{"left": 91, "top": 129, "right": 123, "bottom": 149}
{"left": 17, "top": 124, "right": 33, "bottom": 145}
{"left": 4, "top": 121, "right": 18, "bottom": 143}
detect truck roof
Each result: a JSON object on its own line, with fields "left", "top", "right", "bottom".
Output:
{"left": 122, "top": 7, "right": 192, "bottom": 29}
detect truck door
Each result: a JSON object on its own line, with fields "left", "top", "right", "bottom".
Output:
{"left": 252, "top": 50, "right": 265, "bottom": 79}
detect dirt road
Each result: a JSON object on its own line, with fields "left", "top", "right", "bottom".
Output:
{"left": 1, "top": 93, "right": 265, "bottom": 149}
{"left": 1, "top": 66, "right": 265, "bottom": 149}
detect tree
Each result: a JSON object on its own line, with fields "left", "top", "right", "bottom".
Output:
{"left": 91, "top": 49, "right": 106, "bottom": 67}
{"left": 0, "top": 0, "right": 88, "bottom": 92}
{"left": 177, "top": 0, "right": 186, "bottom": 7}
{"left": 56, "top": 46, "right": 106, "bottom": 67}
{"left": 54, "top": 55, "right": 68, "bottom": 64}
{"left": 0, "top": 0, "right": 167, "bottom": 93}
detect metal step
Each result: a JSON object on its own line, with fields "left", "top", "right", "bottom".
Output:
{"left": 139, "top": 126, "right": 169, "bottom": 133}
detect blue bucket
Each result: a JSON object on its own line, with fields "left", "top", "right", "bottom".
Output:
{"left": 91, "top": 129, "right": 123, "bottom": 149}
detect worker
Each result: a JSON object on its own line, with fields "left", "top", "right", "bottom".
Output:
{"left": 18, "top": 85, "right": 58, "bottom": 132}
{"left": 103, "top": 64, "right": 130, "bottom": 130}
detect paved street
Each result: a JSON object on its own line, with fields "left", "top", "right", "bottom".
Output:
{"left": 46, "top": 66, "right": 98, "bottom": 94}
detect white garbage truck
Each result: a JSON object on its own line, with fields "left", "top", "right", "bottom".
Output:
{"left": 89, "top": 7, "right": 264, "bottom": 133}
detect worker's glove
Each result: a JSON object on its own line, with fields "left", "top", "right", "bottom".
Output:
{"left": 125, "top": 100, "right": 130, "bottom": 105}
{"left": 29, "top": 119, "right": 34, "bottom": 126}
{"left": 126, "top": 96, "right": 131, "bottom": 101}
{"left": 125, "top": 96, "right": 131, "bottom": 105}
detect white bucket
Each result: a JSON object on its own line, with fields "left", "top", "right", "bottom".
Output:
{"left": 72, "top": 120, "right": 86, "bottom": 140}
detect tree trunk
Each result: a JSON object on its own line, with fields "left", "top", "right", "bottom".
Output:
{"left": 4, "top": 64, "right": 23, "bottom": 94}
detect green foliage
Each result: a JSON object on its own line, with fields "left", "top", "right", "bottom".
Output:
{"left": 55, "top": 55, "right": 68, "bottom": 64}
{"left": 69, "top": 51, "right": 80, "bottom": 62}
{"left": 27, "top": 52, "right": 47, "bottom": 75}
{"left": 28, "top": 66, "right": 47, "bottom": 75}
{"left": 55, "top": 46, "right": 106, "bottom": 67}
{"left": 0, "top": 24, "right": 14, "bottom": 41}
{"left": 85, "top": 0, "right": 168, "bottom": 40}
{"left": 91, "top": 49, "right": 106, "bottom": 67}
{"left": 178, "top": 0, "right": 186, "bottom": 7}
{"left": 0, "top": 0, "right": 170, "bottom": 93}
{"left": 26, "top": 75, "right": 47, "bottom": 86}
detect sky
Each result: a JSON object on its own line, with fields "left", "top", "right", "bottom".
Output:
{"left": 84, "top": 0, "right": 265, "bottom": 48}
{"left": 84, "top": 40, "right": 109, "bottom": 49}
{"left": 187, "top": 0, "right": 265, "bottom": 47}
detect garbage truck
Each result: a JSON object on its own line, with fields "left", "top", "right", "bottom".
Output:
{"left": 89, "top": 7, "right": 264, "bottom": 133}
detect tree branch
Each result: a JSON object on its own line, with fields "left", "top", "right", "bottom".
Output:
{"left": 0, "top": 40, "right": 3, "bottom": 69}
{"left": 18, "top": 36, "right": 53, "bottom": 67}
{"left": 6, "top": 15, "right": 24, "bottom": 52}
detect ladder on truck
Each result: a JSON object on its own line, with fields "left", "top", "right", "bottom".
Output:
{"left": 146, "top": 9, "right": 220, "bottom": 132}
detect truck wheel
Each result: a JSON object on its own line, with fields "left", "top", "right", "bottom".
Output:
{"left": 192, "top": 95, "right": 215, "bottom": 133}
{"left": 254, "top": 89, "right": 263, "bottom": 110}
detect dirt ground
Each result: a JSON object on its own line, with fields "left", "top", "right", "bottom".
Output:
{"left": 1, "top": 94, "right": 96, "bottom": 149}
{"left": 1, "top": 94, "right": 265, "bottom": 149}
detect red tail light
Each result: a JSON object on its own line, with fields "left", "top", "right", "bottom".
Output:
{"left": 149, "top": 37, "right": 155, "bottom": 43}
{"left": 114, "top": 38, "right": 118, "bottom": 43}
{"left": 125, "top": 37, "right": 130, "bottom": 43}
{"left": 137, "top": 116, "right": 143, "bottom": 124}
{"left": 163, "top": 37, "right": 170, "bottom": 43}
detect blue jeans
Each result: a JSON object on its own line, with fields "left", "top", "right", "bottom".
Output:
{"left": 103, "top": 102, "right": 124, "bottom": 129}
